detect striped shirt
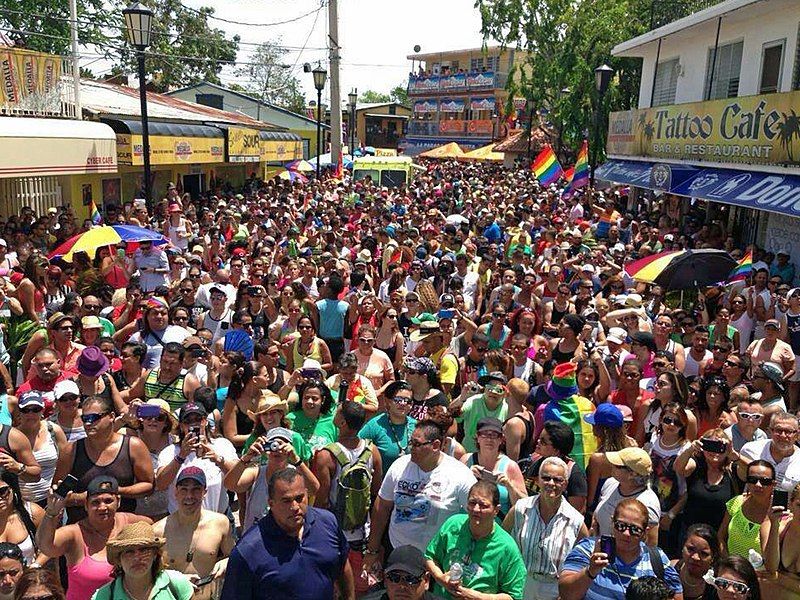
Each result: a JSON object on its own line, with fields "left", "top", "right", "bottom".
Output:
{"left": 560, "top": 538, "right": 682, "bottom": 600}
{"left": 511, "top": 496, "right": 585, "bottom": 578}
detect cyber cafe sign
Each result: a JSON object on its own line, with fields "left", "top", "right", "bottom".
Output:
{"left": 607, "top": 90, "right": 800, "bottom": 168}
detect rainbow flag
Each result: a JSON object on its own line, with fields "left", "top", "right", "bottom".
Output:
{"left": 729, "top": 250, "right": 752, "bottom": 282}
{"left": 563, "top": 140, "right": 589, "bottom": 198}
{"left": 532, "top": 145, "right": 563, "bottom": 185}
{"left": 90, "top": 200, "right": 103, "bottom": 226}
{"left": 563, "top": 166, "right": 575, "bottom": 183}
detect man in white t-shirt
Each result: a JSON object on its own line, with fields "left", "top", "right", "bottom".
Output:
{"left": 362, "top": 421, "right": 476, "bottom": 569}
{"left": 738, "top": 412, "right": 800, "bottom": 492}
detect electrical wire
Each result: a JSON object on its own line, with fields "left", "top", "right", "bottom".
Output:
{"left": 178, "top": 1, "right": 326, "bottom": 27}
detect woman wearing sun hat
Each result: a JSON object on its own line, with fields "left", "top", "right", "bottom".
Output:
{"left": 73, "top": 347, "right": 124, "bottom": 413}
{"left": 92, "top": 521, "right": 193, "bottom": 600}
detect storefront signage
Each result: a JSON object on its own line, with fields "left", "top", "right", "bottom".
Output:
{"left": 466, "top": 71, "right": 495, "bottom": 88}
{"left": 116, "top": 134, "right": 224, "bottom": 166}
{"left": 470, "top": 97, "right": 495, "bottom": 111}
{"left": 439, "top": 98, "right": 465, "bottom": 113}
{"left": 439, "top": 120, "right": 465, "bottom": 133}
{"left": 260, "top": 139, "right": 303, "bottom": 162}
{"left": 226, "top": 127, "right": 261, "bottom": 163}
{"left": 440, "top": 74, "right": 467, "bottom": 90}
{"left": 409, "top": 76, "right": 439, "bottom": 93}
{"left": 607, "top": 91, "right": 800, "bottom": 167}
{"left": 375, "top": 148, "right": 397, "bottom": 156}
{"left": 0, "top": 48, "right": 61, "bottom": 112}
{"left": 413, "top": 99, "right": 438, "bottom": 113}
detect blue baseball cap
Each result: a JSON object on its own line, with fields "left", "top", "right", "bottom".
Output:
{"left": 583, "top": 403, "right": 624, "bottom": 428}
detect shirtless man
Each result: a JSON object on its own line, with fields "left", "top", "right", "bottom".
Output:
{"left": 153, "top": 466, "right": 234, "bottom": 600}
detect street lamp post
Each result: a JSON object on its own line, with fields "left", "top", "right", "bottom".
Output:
{"left": 122, "top": 2, "right": 154, "bottom": 213}
{"left": 312, "top": 64, "right": 327, "bottom": 180}
{"left": 590, "top": 64, "right": 614, "bottom": 189}
{"left": 556, "top": 86, "right": 570, "bottom": 160}
{"left": 348, "top": 89, "right": 357, "bottom": 157}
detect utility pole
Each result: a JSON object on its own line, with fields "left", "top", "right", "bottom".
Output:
{"left": 328, "top": 0, "right": 342, "bottom": 162}
{"left": 69, "top": 0, "right": 82, "bottom": 119}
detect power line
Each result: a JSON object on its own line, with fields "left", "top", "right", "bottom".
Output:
{"left": 176, "top": 1, "right": 326, "bottom": 28}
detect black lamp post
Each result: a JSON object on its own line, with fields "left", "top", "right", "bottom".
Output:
{"left": 348, "top": 89, "right": 357, "bottom": 156}
{"left": 122, "top": 2, "right": 154, "bottom": 212}
{"left": 590, "top": 64, "right": 614, "bottom": 189}
{"left": 312, "top": 63, "right": 327, "bottom": 179}
{"left": 556, "top": 86, "right": 570, "bottom": 160}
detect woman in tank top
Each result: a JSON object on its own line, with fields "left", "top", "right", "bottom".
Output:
{"left": 549, "top": 315, "right": 585, "bottom": 364}
{"left": 221, "top": 361, "right": 269, "bottom": 451}
{"left": 74, "top": 347, "right": 124, "bottom": 412}
{"left": 16, "top": 395, "right": 67, "bottom": 506}
{"left": 51, "top": 381, "right": 86, "bottom": 443}
{"left": 0, "top": 472, "right": 45, "bottom": 566}
{"left": 285, "top": 316, "right": 332, "bottom": 374}
{"left": 52, "top": 396, "right": 154, "bottom": 524}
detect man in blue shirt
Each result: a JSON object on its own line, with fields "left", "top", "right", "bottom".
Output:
{"left": 315, "top": 274, "right": 350, "bottom": 363}
{"left": 482, "top": 213, "right": 503, "bottom": 243}
{"left": 220, "top": 468, "right": 355, "bottom": 600}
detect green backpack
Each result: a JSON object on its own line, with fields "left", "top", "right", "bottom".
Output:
{"left": 326, "top": 441, "right": 373, "bottom": 531}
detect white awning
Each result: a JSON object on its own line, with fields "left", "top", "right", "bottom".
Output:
{"left": 0, "top": 117, "right": 117, "bottom": 178}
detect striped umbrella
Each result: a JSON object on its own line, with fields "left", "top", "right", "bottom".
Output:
{"left": 624, "top": 249, "right": 737, "bottom": 289}
{"left": 49, "top": 224, "right": 169, "bottom": 262}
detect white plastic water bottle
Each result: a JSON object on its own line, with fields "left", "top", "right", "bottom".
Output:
{"left": 748, "top": 549, "right": 764, "bottom": 570}
{"left": 449, "top": 562, "right": 463, "bottom": 584}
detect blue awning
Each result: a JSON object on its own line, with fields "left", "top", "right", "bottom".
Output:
{"left": 598, "top": 159, "right": 800, "bottom": 219}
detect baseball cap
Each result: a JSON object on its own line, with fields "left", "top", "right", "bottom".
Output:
{"left": 477, "top": 371, "right": 508, "bottom": 386}
{"left": 476, "top": 417, "right": 503, "bottom": 435}
{"left": 439, "top": 293, "right": 455, "bottom": 307}
{"left": 765, "top": 319, "right": 780, "bottom": 330}
{"left": 179, "top": 402, "right": 207, "bottom": 421}
{"left": 18, "top": 391, "right": 45, "bottom": 409}
{"left": 87, "top": 475, "right": 119, "bottom": 497}
{"left": 53, "top": 380, "right": 80, "bottom": 400}
{"left": 606, "top": 327, "right": 627, "bottom": 345}
{"left": 264, "top": 427, "right": 293, "bottom": 444}
{"left": 584, "top": 403, "right": 623, "bottom": 428}
{"left": 176, "top": 466, "right": 207, "bottom": 488}
{"left": 606, "top": 447, "right": 652, "bottom": 476}
{"left": 385, "top": 545, "right": 426, "bottom": 577}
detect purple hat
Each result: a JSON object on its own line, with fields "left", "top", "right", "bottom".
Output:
{"left": 77, "top": 346, "right": 109, "bottom": 377}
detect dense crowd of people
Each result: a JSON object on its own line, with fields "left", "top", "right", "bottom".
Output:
{"left": 0, "top": 159, "right": 794, "bottom": 600}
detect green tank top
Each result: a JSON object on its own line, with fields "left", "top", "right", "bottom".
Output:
{"left": 144, "top": 368, "right": 187, "bottom": 412}
{"left": 725, "top": 494, "right": 762, "bottom": 557}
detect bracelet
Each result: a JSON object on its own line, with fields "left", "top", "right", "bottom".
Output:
{"left": 363, "top": 547, "right": 380, "bottom": 556}
{"left": 175, "top": 454, "right": 186, "bottom": 464}
{"left": 585, "top": 567, "right": 597, "bottom": 580}
{"left": 44, "top": 511, "right": 60, "bottom": 519}
{"left": 289, "top": 458, "right": 301, "bottom": 467}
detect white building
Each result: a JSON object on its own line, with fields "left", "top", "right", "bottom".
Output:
{"left": 602, "top": 0, "right": 800, "bottom": 273}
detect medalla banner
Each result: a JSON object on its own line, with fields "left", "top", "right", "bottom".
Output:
{"left": 607, "top": 90, "right": 800, "bottom": 168}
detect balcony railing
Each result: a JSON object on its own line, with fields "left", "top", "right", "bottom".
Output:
{"left": 407, "top": 71, "right": 508, "bottom": 95}
{"left": 649, "top": 0, "right": 724, "bottom": 30}
{"left": 0, "top": 51, "right": 78, "bottom": 119}
{"left": 408, "top": 119, "right": 495, "bottom": 138}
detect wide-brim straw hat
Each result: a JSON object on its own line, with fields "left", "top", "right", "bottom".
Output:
{"left": 106, "top": 521, "right": 165, "bottom": 564}
{"left": 247, "top": 392, "right": 289, "bottom": 420}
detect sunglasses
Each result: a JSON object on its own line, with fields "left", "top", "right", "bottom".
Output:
{"left": 540, "top": 475, "right": 565, "bottom": 484}
{"left": 477, "top": 431, "right": 501, "bottom": 439}
{"left": 20, "top": 405, "right": 43, "bottom": 414}
{"left": 724, "top": 359, "right": 742, "bottom": 368}
{"left": 612, "top": 519, "right": 645, "bottom": 537}
{"left": 81, "top": 411, "right": 110, "bottom": 425}
{"left": 0, "top": 487, "right": 12, "bottom": 499}
{"left": 661, "top": 416, "right": 681, "bottom": 426}
{"left": 712, "top": 346, "right": 729, "bottom": 353}
{"left": 385, "top": 571, "right": 422, "bottom": 586}
{"left": 652, "top": 361, "right": 668, "bottom": 368}
{"left": 358, "top": 337, "right": 375, "bottom": 343}
{"left": 738, "top": 412, "right": 762, "bottom": 421}
{"left": 712, "top": 577, "right": 749, "bottom": 595}
{"left": 492, "top": 312, "right": 506, "bottom": 318}
{"left": 746, "top": 475, "right": 775, "bottom": 486}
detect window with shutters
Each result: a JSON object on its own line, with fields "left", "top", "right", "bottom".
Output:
{"left": 759, "top": 40, "right": 785, "bottom": 94}
{"left": 704, "top": 40, "right": 743, "bottom": 99}
{"left": 652, "top": 58, "right": 679, "bottom": 106}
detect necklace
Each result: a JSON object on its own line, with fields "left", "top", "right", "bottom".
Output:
{"left": 386, "top": 418, "right": 409, "bottom": 455}
{"left": 122, "top": 579, "right": 153, "bottom": 600}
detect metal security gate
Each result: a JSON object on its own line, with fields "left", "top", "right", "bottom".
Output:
{"left": 0, "top": 176, "right": 62, "bottom": 218}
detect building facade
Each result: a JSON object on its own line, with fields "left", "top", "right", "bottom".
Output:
{"left": 401, "top": 47, "right": 522, "bottom": 156}
{"left": 602, "top": 0, "right": 800, "bottom": 276}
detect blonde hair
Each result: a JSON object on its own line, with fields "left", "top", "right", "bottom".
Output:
{"left": 506, "top": 378, "right": 529, "bottom": 403}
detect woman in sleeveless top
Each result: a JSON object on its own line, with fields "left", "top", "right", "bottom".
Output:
{"left": 221, "top": 361, "right": 269, "bottom": 451}
{"left": 285, "top": 316, "right": 332, "bottom": 374}
{"left": 549, "top": 315, "right": 585, "bottom": 364}
{"left": 112, "top": 342, "right": 148, "bottom": 394}
{"left": 74, "top": 347, "right": 124, "bottom": 413}
{"left": 98, "top": 246, "right": 133, "bottom": 290}
{"left": 762, "top": 481, "right": 800, "bottom": 575}
{"left": 16, "top": 396, "right": 67, "bottom": 505}
{"left": 375, "top": 307, "right": 404, "bottom": 373}
{"left": 670, "top": 524, "right": 721, "bottom": 600}
{"left": 53, "top": 396, "right": 154, "bottom": 524}
{"left": 43, "top": 265, "right": 70, "bottom": 317}
{"left": 164, "top": 206, "right": 190, "bottom": 251}
{"left": 37, "top": 477, "right": 152, "bottom": 600}
{"left": 214, "top": 351, "right": 246, "bottom": 413}
{"left": 16, "top": 255, "right": 48, "bottom": 325}
{"left": 51, "top": 382, "right": 86, "bottom": 442}
{"left": 460, "top": 418, "right": 526, "bottom": 519}
{"left": 0, "top": 472, "right": 45, "bottom": 566}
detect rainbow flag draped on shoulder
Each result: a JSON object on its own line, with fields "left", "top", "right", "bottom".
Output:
{"left": 532, "top": 145, "right": 563, "bottom": 186}
{"left": 729, "top": 250, "right": 752, "bottom": 282}
{"left": 563, "top": 140, "right": 590, "bottom": 198}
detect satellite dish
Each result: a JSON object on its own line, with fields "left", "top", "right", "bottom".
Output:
{"left": 413, "top": 45, "right": 421, "bottom": 53}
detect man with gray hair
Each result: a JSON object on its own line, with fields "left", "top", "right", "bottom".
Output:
{"left": 738, "top": 411, "right": 800, "bottom": 491}
{"left": 503, "top": 456, "right": 589, "bottom": 600}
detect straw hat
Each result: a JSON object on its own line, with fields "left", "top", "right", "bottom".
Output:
{"left": 106, "top": 521, "right": 164, "bottom": 564}
{"left": 247, "top": 392, "right": 289, "bottom": 420}
{"left": 140, "top": 399, "right": 178, "bottom": 433}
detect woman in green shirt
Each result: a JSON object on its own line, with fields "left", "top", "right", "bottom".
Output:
{"left": 286, "top": 380, "right": 337, "bottom": 452}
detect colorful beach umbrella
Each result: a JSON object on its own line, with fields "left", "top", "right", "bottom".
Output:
{"left": 278, "top": 169, "right": 308, "bottom": 183}
{"left": 49, "top": 224, "right": 169, "bottom": 262}
{"left": 625, "top": 249, "right": 737, "bottom": 289}
{"left": 285, "top": 159, "right": 314, "bottom": 173}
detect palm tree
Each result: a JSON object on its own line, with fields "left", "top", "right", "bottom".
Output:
{"left": 642, "top": 120, "right": 655, "bottom": 154}
{"left": 777, "top": 110, "right": 800, "bottom": 164}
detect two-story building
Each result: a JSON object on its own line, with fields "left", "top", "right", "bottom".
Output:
{"left": 600, "top": 0, "right": 800, "bottom": 268}
{"left": 402, "top": 47, "right": 523, "bottom": 156}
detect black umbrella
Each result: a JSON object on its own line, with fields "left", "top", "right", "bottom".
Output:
{"left": 625, "top": 249, "right": 737, "bottom": 290}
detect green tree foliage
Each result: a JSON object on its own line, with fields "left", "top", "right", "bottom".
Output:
{"left": 390, "top": 83, "right": 409, "bottom": 107}
{"left": 359, "top": 90, "right": 391, "bottom": 103}
{"left": 476, "top": 0, "right": 651, "bottom": 162}
{"left": 235, "top": 40, "right": 307, "bottom": 114}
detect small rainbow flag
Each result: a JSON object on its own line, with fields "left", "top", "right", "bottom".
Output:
{"left": 729, "top": 250, "right": 752, "bottom": 282}
{"left": 563, "top": 166, "right": 575, "bottom": 183}
{"left": 532, "top": 145, "right": 563, "bottom": 186}
{"left": 563, "top": 140, "right": 589, "bottom": 198}
{"left": 90, "top": 200, "right": 103, "bottom": 226}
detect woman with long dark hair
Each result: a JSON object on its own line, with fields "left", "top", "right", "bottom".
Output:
{"left": 695, "top": 375, "right": 733, "bottom": 437}
{"left": 0, "top": 472, "right": 45, "bottom": 566}
{"left": 16, "top": 255, "right": 48, "bottom": 324}
{"left": 711, "top": 555, "right": 761, "bottom": 600}
{"left": 221, "top": 360, "right": 269, "bottom": 450}
{"left": 287, "top": 380, "right": 337, "bottom": 452}
{"left": 670, "top": 523, "right": 721, "bottom": 600}
{"left": 13, "top": 565, "right": 65, "bottom": 600}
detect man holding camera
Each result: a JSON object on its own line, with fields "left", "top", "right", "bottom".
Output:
{"left": 450, "top": 371, "right": 510, "bottom": 453}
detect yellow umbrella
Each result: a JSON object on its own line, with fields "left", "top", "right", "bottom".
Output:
{"left": 419, "top": 142, "right": 464, "bottom": 159}
{"left": 459, "top": 143, "right": 505, "bottom": 162}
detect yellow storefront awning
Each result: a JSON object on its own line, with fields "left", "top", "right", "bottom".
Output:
{"left": 0, "top": 116, "right": 117, "bottom": 178}
{"left": 259, "top": 130, "right": 303, "bottom": 162}
{"left": 104, "top": 119, "right": 225, "bottom": 167}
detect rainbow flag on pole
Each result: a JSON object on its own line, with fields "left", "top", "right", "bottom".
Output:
{"left": 728, "top": 250, "right": 752, "bottom": 282}
{"left": 90, "top": 200, "right": 103, "bottom": 226}
{"left": 563, "top": 140, "right": 590, "bottom": 198}
{"left": 532, "top": 145, "right": 563, "bottom": 186}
